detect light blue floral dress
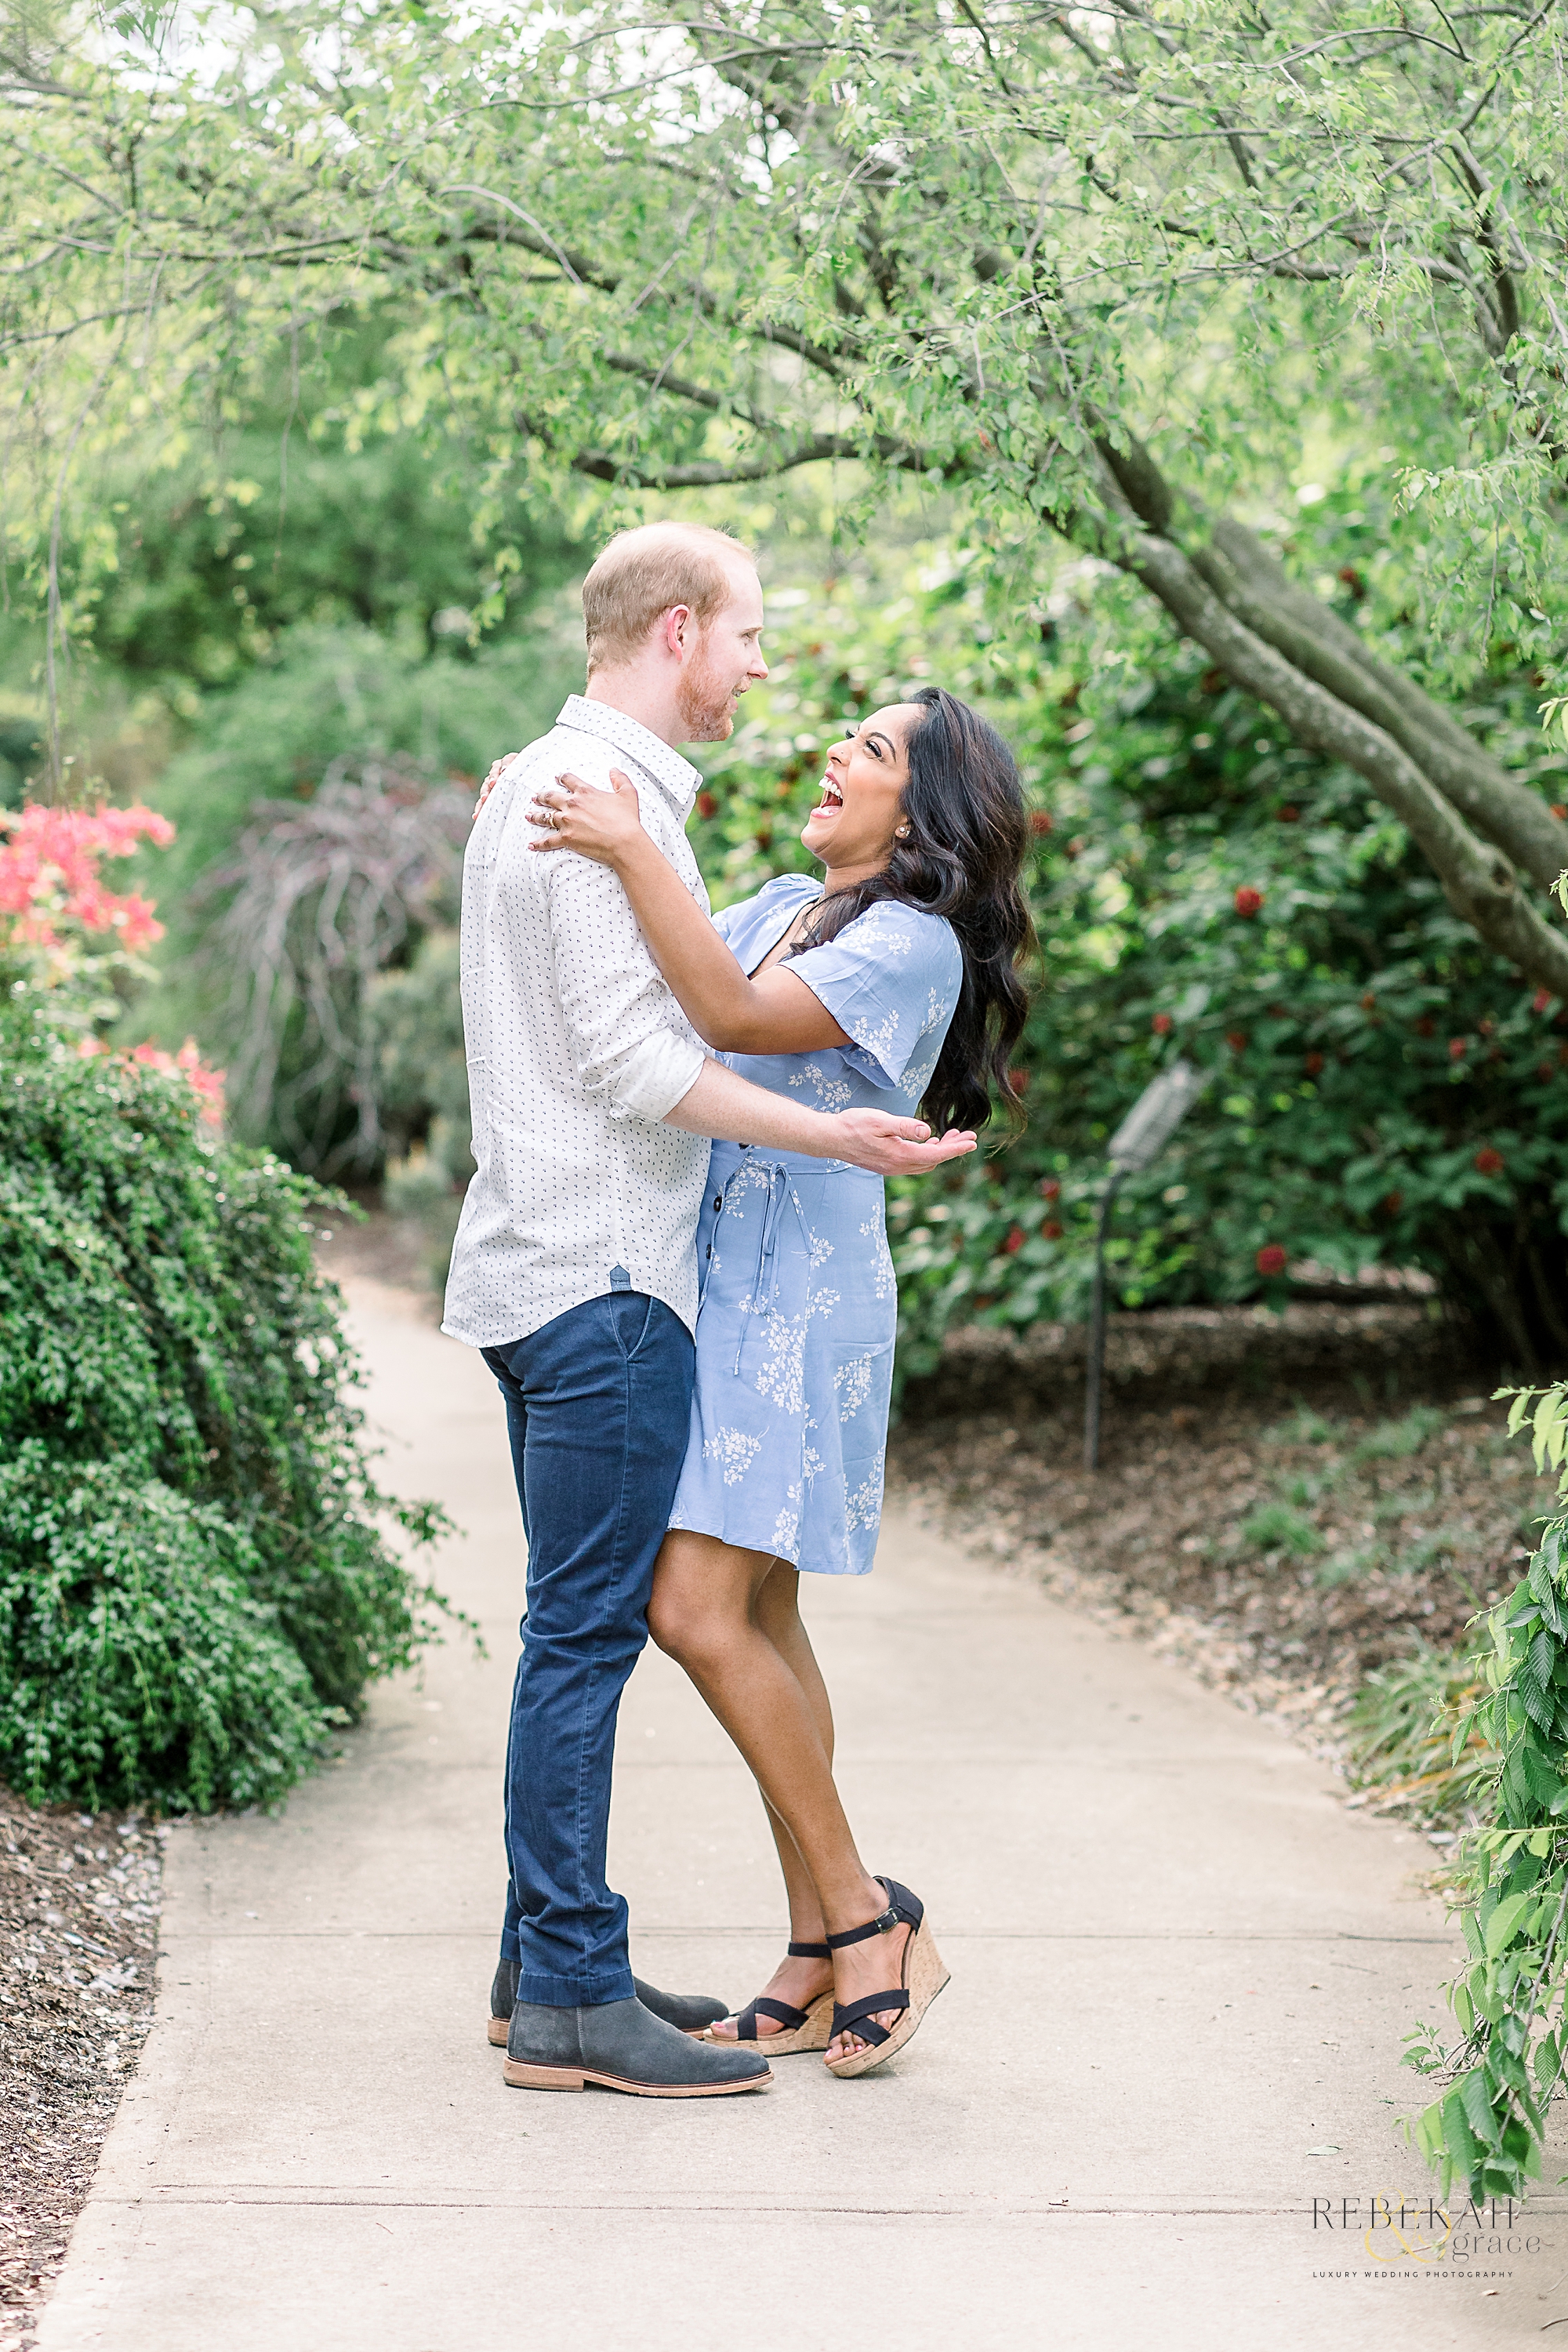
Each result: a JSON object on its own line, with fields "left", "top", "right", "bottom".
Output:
{"left": 668, "top": 873, "right": 964, "bottom": 1576}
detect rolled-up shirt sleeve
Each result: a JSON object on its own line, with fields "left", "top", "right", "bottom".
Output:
{"left": 547, "top": 837, "right": 706, "bottom": 1122}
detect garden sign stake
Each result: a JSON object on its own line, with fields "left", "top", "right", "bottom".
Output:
{"left": 1084, "top": 1062, "right": 1203, "bottom": 1472}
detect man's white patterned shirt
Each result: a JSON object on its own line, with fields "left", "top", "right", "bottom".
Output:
{"left": 441, "top": 696, "right": 711, "bottom": 1348}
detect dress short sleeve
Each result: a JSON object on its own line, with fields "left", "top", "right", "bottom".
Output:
{"left": 786, "top": 898, "right": 964, "bottom": 1096}
{"left": 710, "top": 871, "right": 819, "bottom": 952}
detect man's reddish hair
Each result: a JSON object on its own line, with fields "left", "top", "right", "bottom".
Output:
{"left": 582, "top": 522, "right": 755, "bottom": 673}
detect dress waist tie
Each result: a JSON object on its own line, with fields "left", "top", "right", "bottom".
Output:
{"left": 699, "top": 1156, "right": 816, "bottom": 1377}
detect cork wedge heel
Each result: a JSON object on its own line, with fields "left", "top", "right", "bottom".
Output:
{"left": 702, "top": 1940, "right": 835, "bottom": 2056}
{"left": 823, "top": 1878, "right": 950, "bottom": 2080}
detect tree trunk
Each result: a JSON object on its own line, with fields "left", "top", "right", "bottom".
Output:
{"left": 1076, "top": 442, "right": 1568, "bottom": 1000}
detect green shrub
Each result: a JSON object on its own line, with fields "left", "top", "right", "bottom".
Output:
{"left": 1264, "top": 1407, "right": 1338, "bottom": 1448}
{"left": 0, "top": 985, "right": 457, "bottom": 1810}
{"left": 1352, "top": 1408, "right": 1449, "bottom": 1465}
{"left": 83, "top": 403, "right": 579, "bottom": 702}
{"left": 194, "top": 765, "right": 473, "bottom": 1174}
{"left": 0, "top": 1447, "right": 324, "bottom": 1813}
{"left": 1238, "top": 1501, "right": 1324, "bottom": 1559}
{"left": 1344, "top": 1640, "right": 1493, "bottom": 1828}
{"left": 1402, "top": 1385, "right": 1568, "bottom": 2201}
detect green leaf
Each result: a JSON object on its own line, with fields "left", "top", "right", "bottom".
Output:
{"left": 1527, "top": 1555, "right": 1567, "bottom": 1637}
{"left": 1484, "top": 1893, "right": 1532, "bottom": 1957}
{"left": 1443, "top": 2091, "right": 1483, "bottom": 2180}
{"left": 1461, "top": 2070, "right": 1503, "bottom": 2149}
{"left": 1522, "top": 1749, "right": 1565, "bottom": 1813}
{"left": 1487, "top": 2044, "right": 1531, "bottom": 2100}
{"left": 1515, "top": 1668, "right": 1555, "bottom": 1735}
{"left": 1534, "top": 1392, "right": 1568, "bottom": 1474}
{"left": 1534, "top": 2031, "right": 1561, "bottom": 2091}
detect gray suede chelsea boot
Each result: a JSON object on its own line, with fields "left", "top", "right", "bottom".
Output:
{"left": 503, "top": 1996, "right": 771, "bottom": 2096}
{"left": 487, "top": 1958, "right": 726, "bottom": 2046}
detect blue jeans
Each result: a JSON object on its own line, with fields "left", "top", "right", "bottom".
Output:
{"left": 482, "top": 1293, "right": 695, "bottom": 2008}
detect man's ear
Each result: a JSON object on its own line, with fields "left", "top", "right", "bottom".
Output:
{"left": 662, "top": 604, "right": 693, "bottom": 660}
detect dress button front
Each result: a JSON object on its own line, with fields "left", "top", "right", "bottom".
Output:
{"left": 713, "top": 1196, "right": 722, "bottom": 1210}
{"left": 706, "top": 1244, "right": 713, "bottom": 1260}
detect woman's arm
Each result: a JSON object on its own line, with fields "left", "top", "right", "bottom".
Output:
{"left": 527, "top": 769, "right": 848, "bottom": 1056}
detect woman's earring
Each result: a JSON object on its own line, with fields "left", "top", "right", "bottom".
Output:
{"left": 895, "top": 825, "right": 910, "bottom": 839}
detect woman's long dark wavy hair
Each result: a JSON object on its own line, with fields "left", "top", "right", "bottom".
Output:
{"left": 787, "top": 686, "right": 1034, "bottom": 1136}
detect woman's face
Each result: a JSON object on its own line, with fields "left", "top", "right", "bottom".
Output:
{"left": 799, "top": 702, "right": 922, "bottom": 869}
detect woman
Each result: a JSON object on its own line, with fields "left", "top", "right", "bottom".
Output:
{"left": 525, "top": 687, "right": 1031, "bottom": 2074}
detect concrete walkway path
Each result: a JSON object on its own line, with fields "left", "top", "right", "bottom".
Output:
{"left": 34, "top": 1280, "right": 1562, "bottom": 2350}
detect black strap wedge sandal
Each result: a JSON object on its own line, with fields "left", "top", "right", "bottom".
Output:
{"left": 824, "top": 1878, "right": 951, "bottom": 2078}
{"left": 703, "top": 1940, "right": 835, "bottom": 2056}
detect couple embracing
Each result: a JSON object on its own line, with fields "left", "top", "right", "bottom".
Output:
{"left": 441, "top": 522, "right": 1031, "bottom": 2098}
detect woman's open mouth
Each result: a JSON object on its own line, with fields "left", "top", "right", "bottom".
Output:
{"left": 814, "top": 781, "right": 844, "bottom": 814}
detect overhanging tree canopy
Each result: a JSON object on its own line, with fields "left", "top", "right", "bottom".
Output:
{"left": 5, "top": 0, "right": 1568, "bottom": 983}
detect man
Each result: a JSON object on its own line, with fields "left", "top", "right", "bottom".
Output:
{"left": 442, "top": 521, "right": 971, "bottom": 2098}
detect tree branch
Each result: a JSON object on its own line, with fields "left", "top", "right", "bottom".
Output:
{"left": 1094, "top": 430, "right": 1568, "bottom": 892}
{"left": 1083, "top": 466, "right": 1568, "bottom": 998}
{"left": 1200, "top": 520, "right": 1568, "bottom": 891}
{"left": 555, "top": 428, "right": 944, "bottom": 488}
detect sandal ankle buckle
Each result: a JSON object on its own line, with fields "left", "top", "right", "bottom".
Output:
{"left": 826, "top": 1902, "right": 899, "bottom": 1952}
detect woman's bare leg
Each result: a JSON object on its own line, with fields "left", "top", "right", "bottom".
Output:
{"left": 757, "top": 1563, "right": 832, "bottom": 1938}
{"left": 648, "top": 1532, "right": 908, "bottom": 2056}
{"left": 760, "top": 1792, "right": 823, "bottom": 1938}
{"left": 702, "top": 1565, "right": 833, "bottom": 2038}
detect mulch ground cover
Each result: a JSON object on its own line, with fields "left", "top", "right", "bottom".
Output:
{"left": 0, "top": 1796, "right": 162, "bottom": 2352}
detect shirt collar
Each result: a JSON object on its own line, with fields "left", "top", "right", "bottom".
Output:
{"left": 557, "top": 695, "right": 702, "bottom": 818}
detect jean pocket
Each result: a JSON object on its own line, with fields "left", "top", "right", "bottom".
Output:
{"left": 612, "top": 1290, "right": 660, "bottom": 1363}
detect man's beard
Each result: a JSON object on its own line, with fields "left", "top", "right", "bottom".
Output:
{"left": 675, "top": 641, "right": 741, "bottom": 741}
